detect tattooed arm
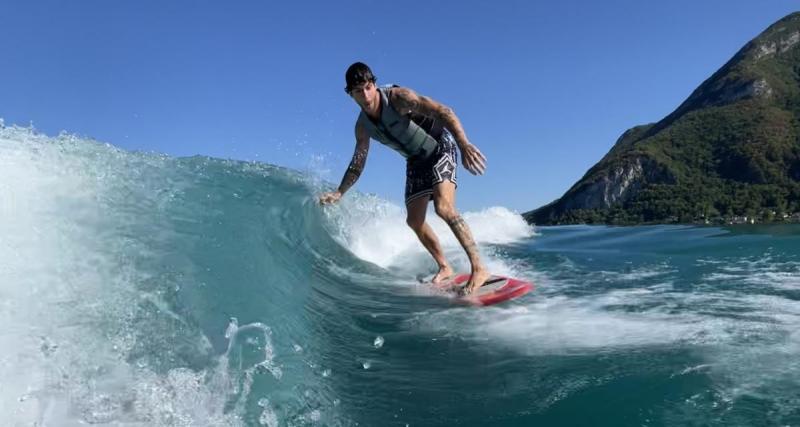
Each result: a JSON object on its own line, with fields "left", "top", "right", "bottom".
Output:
{"left": 338, "top": 123, "right": 371, "bottom": 194}
{"left": 389, "top": 87, "right": 487, "bottom": 175}
{"left": 319, "top": 123, "right": 370, "bottom": 204}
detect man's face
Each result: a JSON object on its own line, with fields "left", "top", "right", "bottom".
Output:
{"left": 349, "top": 81, "right": 378, "bottom": 110}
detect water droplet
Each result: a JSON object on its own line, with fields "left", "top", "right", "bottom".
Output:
{"left": 225, "top": 317, "right": 239, "bottom": 339}
{"left": 307, "top": 410, "right": 321, "bottom": 421}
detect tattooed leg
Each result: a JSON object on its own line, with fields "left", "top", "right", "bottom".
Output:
{"left": 433, "top": 181, "right": 489, "bottom": 296}
{"left": 445, "top": 215, "right": 481, "bottom": 265}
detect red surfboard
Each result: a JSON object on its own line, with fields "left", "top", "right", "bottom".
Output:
{"left": 433, "top": 274, "right": 534, "bottom": 306}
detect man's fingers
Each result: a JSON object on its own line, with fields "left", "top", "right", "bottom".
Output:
{"left": 469, "top": 152, "right": 486, "bottom": 175}
{"left": 473, "top": 153, "right": 486, "bottom": 172}
{"left": 465, "top": 157, "right": 478, "bottom": 175}
{"left": 463, "top": 146, "right": 486, "bottom": 175}
{"left": 473, "top": 149, "right": 487, "bottom": 168}
{"left": 319, "top": 193, "right": 338, "bottom": 205}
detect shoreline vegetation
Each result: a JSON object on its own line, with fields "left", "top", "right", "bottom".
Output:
{"left": 535, "top": 208, "right": 800, "bottom": 226}
{"left": 529, "top": 181, "right": 800, "bottom": 226}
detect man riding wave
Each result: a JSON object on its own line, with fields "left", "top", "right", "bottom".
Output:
{"left": 319, "top": 62, "right": 489, "bottom": 295}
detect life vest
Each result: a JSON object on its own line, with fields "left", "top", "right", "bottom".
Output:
{"left": 356, "top": 86, "right": 441, "bottom": 160}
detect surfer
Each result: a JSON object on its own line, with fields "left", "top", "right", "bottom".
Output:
{"left": 319, "top": 62, "right": 489, "bottom": 295}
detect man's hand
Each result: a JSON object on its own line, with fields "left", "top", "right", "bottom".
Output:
{"left": 319, "top": 191, "right": 343, "bottom": 205}
{"left": 460, "top": 143, "right": 487, "bottom": 175}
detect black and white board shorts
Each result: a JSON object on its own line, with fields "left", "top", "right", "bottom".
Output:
{"left": 404, "top": 130, "right": 458, "bottom": 205}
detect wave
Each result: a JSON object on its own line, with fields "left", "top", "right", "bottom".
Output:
{"left": 0, "top": 123, "right": 534, "bottom": 425}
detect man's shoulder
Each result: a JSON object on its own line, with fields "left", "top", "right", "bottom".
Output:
{"left": 387, "top": 86, "right": 419, "bottom": 114}
{"left": 387, "top": 85, "right": 414, "bottom": 99}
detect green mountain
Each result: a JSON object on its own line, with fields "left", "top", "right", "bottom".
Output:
{"left": 524, "top": 12, "right": 800, "bottom": 225}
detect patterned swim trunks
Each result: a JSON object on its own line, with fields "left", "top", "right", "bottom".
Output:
{"left": 404, "top": 130, "right": 458, "bottom": 205}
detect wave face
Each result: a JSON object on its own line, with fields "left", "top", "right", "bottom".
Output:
{"left": 3, "top": 124, "right": 800, "bottom": 426}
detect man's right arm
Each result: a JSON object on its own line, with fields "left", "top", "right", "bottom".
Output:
{"left": 337, "top": 123, "right": 371, "bottom": 194}
{"left": 320, "top": 123, "right": 370, "bottom": 204}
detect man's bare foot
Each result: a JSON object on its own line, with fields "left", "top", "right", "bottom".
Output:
{"left": 431, "top": 265, "right": 455, "bottom": 284}
{"left": 461, "top": 268, "right": 491, "bottom": 295}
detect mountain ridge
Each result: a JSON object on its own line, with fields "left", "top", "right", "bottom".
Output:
{"left": 525, "top": 12, "right": 800, "bottom": 225}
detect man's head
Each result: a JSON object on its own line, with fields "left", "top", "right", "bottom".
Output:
{"left": 344, "top": 62, "right": 376, "bottom": 94}
{"left": 345, "top": 62, "right": 379, "bottom": 112}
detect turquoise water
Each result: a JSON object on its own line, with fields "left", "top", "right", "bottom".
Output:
{"left": 2, "top": 124, "right": 799, "bottom": 426}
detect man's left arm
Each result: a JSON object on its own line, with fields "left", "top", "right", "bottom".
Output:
{"left": 390, "top": 87, "right": 487, "bottom": 175}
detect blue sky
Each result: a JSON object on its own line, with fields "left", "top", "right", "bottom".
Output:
{"left": 2, "top": 1, "right": 798, "bottom": 211}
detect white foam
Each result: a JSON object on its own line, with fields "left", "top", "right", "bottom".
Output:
{"left": 0, "top": 126, "right": 118, "bottom": 423}
{"left": 258, "top": 398, "right": 279, "bottom": 427}
{"left": 324, "top": 194, "right": 413, "bottom": 268}
{"left": 0, "top": 125, "right": 271, "bottom": 425}
{"left": 694, "top": 293, "right": 800, "bottom": 407}
{"left": 703, "top": 256, "right": 800, "bottom": 290}
{"left": 412, "top": 263, "right": 800, "bottom": 418}
{"left": 416, "top": 291, "right": 707, "bottom": 354}
{"left": 595, "top": 263, "right": 676, "bottom": 282}
{"left": 324, "top": 193, "right": 534, "bottom": 275}
{"left": 415, "top": 278, "right": 800, "bottom": 355}
{"left": 462, "top": 206, "right": 536, "bottom": 244}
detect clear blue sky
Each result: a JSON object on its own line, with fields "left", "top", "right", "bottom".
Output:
{"left": 2, "top": 1, "right": 797, "bottom": 211}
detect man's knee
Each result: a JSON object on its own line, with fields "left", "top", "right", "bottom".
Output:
{"left": 434, "top": 201, "right": 457, "bottom": 222}
{"left": 406, "top": 215, "right": 424, "bottom": 232}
